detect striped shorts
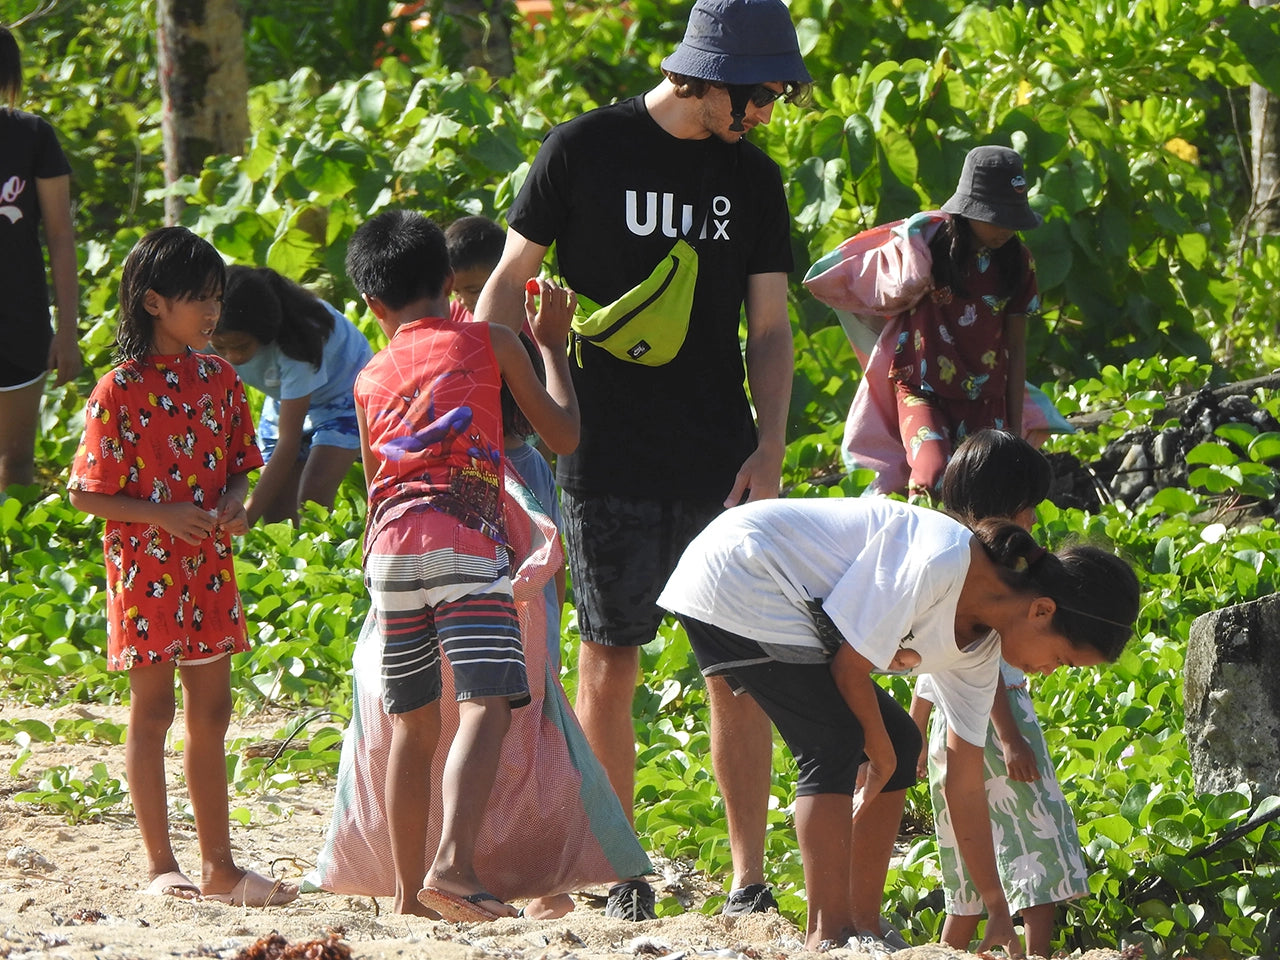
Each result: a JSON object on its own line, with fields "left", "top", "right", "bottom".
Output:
{"left": 365, "top": 511, "right": 529, "bottom": 714}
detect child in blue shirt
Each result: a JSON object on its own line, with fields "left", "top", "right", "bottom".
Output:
{"left": 210, "top": 266, "right": 373, "bottom": 523}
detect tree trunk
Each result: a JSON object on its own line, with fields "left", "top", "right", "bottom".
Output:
{"left": 1251, "top": 0, "right": 1280, "bottom": 237}
{"left": 156, "top": 0, "right": 249, "bottom": 225}
{"left": 444, "top": 0, "right": 514, "bottom": 77}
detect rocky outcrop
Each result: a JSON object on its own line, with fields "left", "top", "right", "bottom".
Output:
{"left": 1185, "top": 594, "right": 1280, "bottom": 796}
{"left": 1049, "top": 385, "right": 1280, "bottom": 512}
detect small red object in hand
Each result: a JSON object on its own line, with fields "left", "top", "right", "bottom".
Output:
{"left": 525, "top": 279, "right": 541, "bottom": 294}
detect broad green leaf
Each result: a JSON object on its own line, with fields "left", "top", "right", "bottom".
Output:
{"left": 1215, "top": 422, "right": 1258, "bottom": 448}
{"left": 880, "top": 131, "right": 919, "bottom": 196}
{"left": 1186, "top": 442, "right": 1237, "bottom": 466}
{"left": 843, "top": 114, "right": 876, "bottom": 172}
{"left": 1148, "top": 487, "right": 1198, "bottom": 514}
{"left": 5, "top": 719, "right": 55, "bottom": 742}
{"left": 1247, "top": 432, "right": 1280, "bottom": 463}
{"left": 1151, "top": 816, "right": 1193, "bottom": 849}
{"left": 354, "top": 79, "right": 387, "bottom": 128}
{"left": 1177, "top": 231, "right": 1208, "bottom": 269}
{"left": 0, "top": 495, "right": 21, "bottom": 533}
{"left": 1151, "top": 536, "right": 1177, "bottom": 575}
{"left": 1087, "top": 814, "right": 1133, "bottom": 845}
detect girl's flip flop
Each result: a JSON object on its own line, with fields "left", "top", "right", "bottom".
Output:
{"left": 417, "top": 886, "right": 511, "bottom": 922}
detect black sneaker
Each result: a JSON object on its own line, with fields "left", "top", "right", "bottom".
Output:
{"left": 604, "top": 879, "right": 657, "bottom": 921}
{"left": 721, "top": 883, "right": 779, "bottom": 916}
{"left": 876, "top": 918, "right": 910, "bottom": 951}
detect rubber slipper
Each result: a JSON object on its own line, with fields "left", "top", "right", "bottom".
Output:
{"left": 417, "top": 886, "right": 510, "bottom": 922}
{"left": 203, "top": 869, "right": 298, "bottom": 907}
{"left": 143, "top": 870, "right": 202, "bottom": 899}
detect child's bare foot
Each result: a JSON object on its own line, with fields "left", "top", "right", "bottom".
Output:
{"left": 521, "top": 893, "right": 575, "bottom": 919}
{"left": 394, "top": 889, "right": 439, "bottom": 916}
{"left": 202, "top": 869, "right": 298, "bottom": 907}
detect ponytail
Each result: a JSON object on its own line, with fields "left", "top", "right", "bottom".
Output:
{"left": 971, "top": 519, "right": 1139, "bottom": 661}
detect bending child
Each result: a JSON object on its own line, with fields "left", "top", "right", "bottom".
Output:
{"left": 889, "top": 146, "right": 1043, "bottom": 495}
{"left": 345, "top": 210, "right": 579, "bottom": 918}
{"left": 210, "top": 266, "right": 373, "bottom": 524}
{"left": 68, "top": 226, "right": 297, "bottom": 907}
{"left": 658, "top": 495, "right": 1138, "bottom": 953}
{"left": 911, "top": 429, "right": 1089, "bottom": 957}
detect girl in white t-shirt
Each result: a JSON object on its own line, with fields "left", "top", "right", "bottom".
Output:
{"left": 657, "top": 496, "right": 1138, "bottom": 953}
{"left": 210, "top": 266, "right": 373, "bottom": 524}
{"left": 912, "top": 429, "right": 1089, "bottom": 957}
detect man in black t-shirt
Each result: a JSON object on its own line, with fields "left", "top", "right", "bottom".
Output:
{"left": 474, "top": 0, "right": 810, "bottom": 920}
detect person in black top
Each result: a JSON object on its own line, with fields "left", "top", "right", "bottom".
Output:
{"left": 0, "top": 25, "right": 81, "bottom": 489}
{"left": 473, "top": 0, "right": 810, "bottom": 921}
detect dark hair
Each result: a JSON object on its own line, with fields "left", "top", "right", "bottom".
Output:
{"left": 929, "top": 214, "right": 1027, "bottom": 299}
{"left": 501, "top": 331, "right": 543, "bottom": 440}
{"left": 219, "top": 266, "right": 334, "bottom": 369}
{"left": 972, "top": 519, "right": 1139, "bottom": 662}
{"left": 445, "top": 216, "right": 506, "bottom": 273}
{"left": 0, "top": 26, "right": 21, "bottom": 107}
{"left": 116, "top": 226, "right": 225, "bottom": 363}
{"left": 663, "top": 71, "right": 813, "bottom": 108}
{"left": 345, "top": 210, "right": 450, "bottom": 311}
{"left": 942, "top": 429, "right": 1051, "bottom": 523}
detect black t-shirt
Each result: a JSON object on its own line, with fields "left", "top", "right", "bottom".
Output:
{"left": 0, "top": 109, "right": 71, "bottom": 379}
{"left": 508, "top": 96, "right": 793, "bottom": 501}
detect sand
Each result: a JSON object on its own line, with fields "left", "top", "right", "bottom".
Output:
{"left": 0, "top": 701, "right": 1133, "bottom": 960}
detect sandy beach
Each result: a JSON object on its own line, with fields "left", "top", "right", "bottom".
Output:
{"left": 0, "top": 700, "right": 1136, "bottom": 960}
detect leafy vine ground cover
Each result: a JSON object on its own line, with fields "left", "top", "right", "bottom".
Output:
{"left": 3, "top": 0, "right": 1280, "bottom": 956}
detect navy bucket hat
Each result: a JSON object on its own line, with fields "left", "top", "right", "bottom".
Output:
{"left": 941, "top": 146, "right": 1043, "bottom": 231}
{"left": 660, "top": 0, "right": 812, "bottom": 86}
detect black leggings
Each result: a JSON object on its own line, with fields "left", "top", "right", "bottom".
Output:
{"left": 681, "top": 615, "right": 921, "bottom": 796}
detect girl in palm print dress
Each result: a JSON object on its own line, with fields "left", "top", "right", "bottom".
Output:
{"left": 889, "top": 145, "right": 1042, "bottom": 496}
{"left": 911, "top": 430, "right": 1090, "bottom": 958}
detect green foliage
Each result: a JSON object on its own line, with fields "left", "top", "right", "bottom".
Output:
{"left": 5, "top": 0, "right": 1280, "bottom": 954}
{"left": 228, "top": 721, "right": 345, "bottom": 795}
{"left": 13, "top": 762, "right": 129, "bottom": 824}
{"left": 240, "top": 0, "right": 396, "bottom": 87}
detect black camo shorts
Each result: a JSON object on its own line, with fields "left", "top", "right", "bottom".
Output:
{"left": 561, "top": 490, "right": 723, "bottom": 648}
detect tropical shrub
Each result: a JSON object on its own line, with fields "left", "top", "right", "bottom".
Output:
{"left": 3, "top": 0, "right": 1280, "bottom": 955}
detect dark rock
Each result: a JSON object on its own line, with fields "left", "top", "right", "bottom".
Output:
{"left": 1185, "top": 595, "right": 1280, "bottom": 796}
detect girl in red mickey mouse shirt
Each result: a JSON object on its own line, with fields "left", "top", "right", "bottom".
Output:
{"left": 69, "top": 227, "right": 296, "bottom": 908}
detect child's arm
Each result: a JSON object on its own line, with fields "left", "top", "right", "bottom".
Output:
{"left": 943, "top": 726, "right": 1024, "bottom": 957}
{"left": 355, "top": 404, "right": 377, "bottom": 492}
{"left": 1004, "top": 311, "right": 1027, "bottom": 438}
{"left": 989, "top": 675, "right": 1038, "bottom": 782}
{"left": 908, "top": 691, "right": 933, "bottom": 780}
{"left": 244, "top": 395, "right": 310, "bottom": 525}
{"left": 829, "top": 641, "right": 897, "bottom": 822}
{"left": 68, "top": 490, "right": 216, "bottom": 546}
{"left": 492, "top": 280, "right": 579, "bottom": 455}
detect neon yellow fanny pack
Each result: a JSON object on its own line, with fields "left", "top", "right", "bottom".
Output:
{"left": 570, "top": 238, "right": 698, "bottom": 367}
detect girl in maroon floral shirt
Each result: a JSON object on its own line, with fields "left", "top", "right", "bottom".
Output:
{"left": 69, "top": 227, "right": 296, "bottom": 908}
{"left": 889, "top": 146, "right": 1043, "bottom": 495}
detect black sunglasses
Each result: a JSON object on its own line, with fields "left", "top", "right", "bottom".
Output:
{"left": 725, "top": 83, "right": 784, "bottom": 108}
